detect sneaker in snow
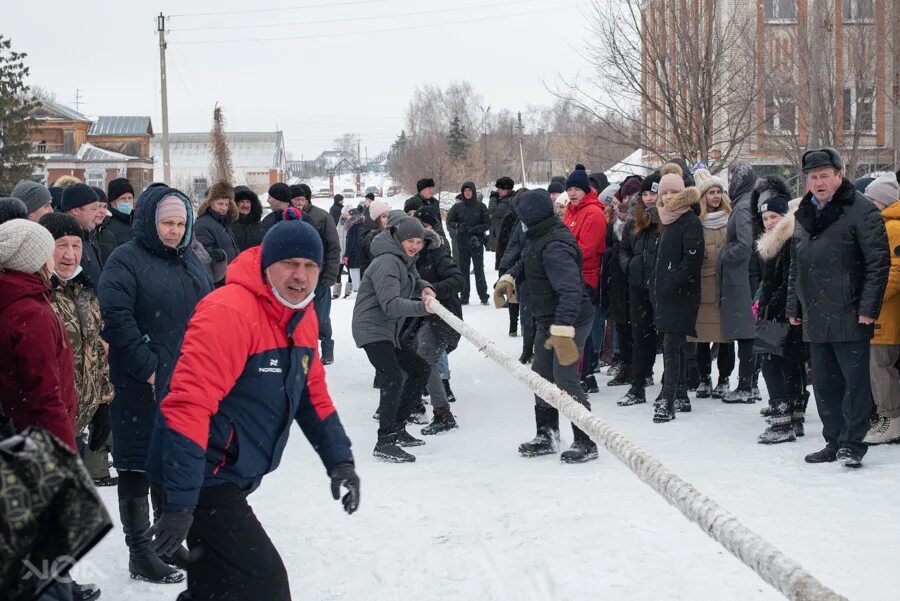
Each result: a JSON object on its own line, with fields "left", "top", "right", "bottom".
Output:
{"left": 711, "top": 379, "right": 729, "bottom": 399}
{"left": 560, "top": 440, "right": 598, "bottom": 463}
{"left": 518, "top": 430, "right": 560, "bottom": 457}
{"left": 581, "top": 375, "right": 599, "bottom": 394}
{"left": 836, "top": 448, "right": 862, "bottom": 468}
{"left": 607, "top": 372, "right": 630, "bottom": 387}
{"left": 864, "top": 415, "right": 900, "bottom": 445}
{"left": 617, "top": 387, "right": 646, "bottom": 406}
{"left": 72, "top": 582, "right": 101, "bottom": 601}
{"left": 695, "top": 379, "right": 712, "bottom": 399}
{"left": 373, "top": 435, "right": 416, "bottom": 463}
{"left": 442, "top": 378, "right": 456, "bottom": 403}
{"left": 722, "top": 387, "right": 755, "bottom": 404}
{"left": 396, "top": 427, "right": 426, "bottom": 447}
{"left": 421, "top": 409, "right": 458, "bottom": 435}
{"left": 804, "top": 446, "right": 838, "bottom": 464}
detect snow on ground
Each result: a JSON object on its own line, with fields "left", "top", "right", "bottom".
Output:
{"left": 76, "top": 252, "right": 900, "bottom": 600}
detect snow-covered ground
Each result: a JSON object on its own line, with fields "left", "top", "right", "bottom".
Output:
{"left": 75, "top": 252, "right": 899, "bottom": 601}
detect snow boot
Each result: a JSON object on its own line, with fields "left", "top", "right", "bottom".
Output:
{"left": 519, "top": 348, "right": 534, "bottom": 364}
{"left": 72, "top": 582, "right": 101, "bottom": 601}
{"left": 674, "top": 387, "right": 691, "bottom": 413}
{"left": 836, "top": 448, "right": 863, "bottom": 468}
{"left": 653, "top": 390, "right": 676, "bottom": 423}
{"left": 722, "top": 386, "right": 755, "bottom": 404}
{"left": 119, "top": 498, "right": 185, "bottom": 584}
{"left": 605, "top": 360, "right": 623, "bottom": 378}
{"left": 396, "top": 426, "right": 426, "bottom": 447}
{"left": 560, "top": 428, "right": 598, "bottom": 464}
{"left": 581, "top": 374, "right": 599, "bottom": 394}
{"left": 373, "top": 433, "right": 416, "bottom": 463}
{"left": 711, "top": 377, "right": 729, "bottom": 399}
{"left": 804, "top": 446, "right": 838, "bottom": 464}
{"left": 617, "top": 385, "right": 646, "bottom": 406}
{"left": 864, "top": 415, "right": 900, "bottom": 445}
{"left": 519, "top": 406, "right": 560, "bottom": 457}
{"left": 607, "top": 367, "right": 631, "bottom": 387}
{"left": 408, "top": 403, "right": 429, "bottom": 425}
{"left": 757, "top": 400, "right": 796, "bottom": 444}
{"left": 695, "top": 377, "right": 712, "bottom": 399}
{"left": 442, "top": 378, "right": 456, "bottom": 403}
{"left": 421, "top": 407, "right": 458, "bottom": 435}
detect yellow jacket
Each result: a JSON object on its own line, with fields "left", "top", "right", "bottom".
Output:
{"left": 874, "top": 201, "right": 900, "bottom": 345}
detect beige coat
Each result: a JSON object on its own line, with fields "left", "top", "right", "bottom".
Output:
{"left": 690, "top": 218, "right": 728, "bottom": 342}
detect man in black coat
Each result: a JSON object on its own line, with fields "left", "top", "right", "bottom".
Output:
{"left": 61, "top": 184, "right": 104, "bottom": 289}
{"left": 329, "top": 194, "right": 344, "bottom": 226}
{"left": 291, "top": 184, "right": 342, "bottom": 364}
{"left": 446, "top": 181, "right": 490, "bottom": 305}
{"left": 404, "top": 178, "right": 447, "bottom": 245}
{"left": 105, "top": 178, "right": 136, "bottom": 247}
{"left": 488, "top": 176, "right": 515, "bottom": 252}
{"left": 260, "top": 183, "right": 292, "bottom": 234}
{"left": 495, "top": 189, "right": 597, "bottom": 463}
{"left": 232, "top": 185, "right": 264, "bottom": 251}
{"left": 787, "top": 148, "right": 890, "bottom": 468}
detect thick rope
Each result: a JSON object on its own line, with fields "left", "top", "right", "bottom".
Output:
{"left": 430, "top": 299, "right": 848, "bottom": 601}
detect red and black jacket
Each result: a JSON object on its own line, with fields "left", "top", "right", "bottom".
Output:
{"left": 146, "top": 246, "right": 353, "bottom": 511}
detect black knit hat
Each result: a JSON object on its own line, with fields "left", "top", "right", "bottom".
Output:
{"left": 268, "top": 183, "right": 292, "bottom": 204}
{"left": 404, "top": 195, "right": 423, "bottom": 214}
{"left": 0, "top": 197, "right": 27, "bottom": 225}
{"left": 107, "top": 178, "right": 134, "bottom": 202}
{"left": 759, "top": 194, "right": 790, "bottom": 216}
{"left": 639, "top": 171, "right": 662, "bottom": 195}
{"left": 589, "top": 172, "right": 609, "bottom": 194}
{"left": 39, "top": 212, "right": 84, "bottom": 240}
{"left": 416, "top": 178, "right": 435, "bottom": 193}
{"left": 91, "top": 186, "right": 108, "bottom": 203}
{"left": 414, "top": 207, "right": 439, "bottom": 228}
{"left": 495, "top": 176, "right": 515, "bottom": 191}
{"left": 61, "top": 183, "right": 100, "bottom": 211}
{"left": 565, "top": 164, "right": 591, "bottom": 194}
{"left": 548, "top": 181, "right": 565, "bottom": 195}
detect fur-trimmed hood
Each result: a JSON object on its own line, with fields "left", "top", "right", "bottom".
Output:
{"left": 660, "top": 186, "right": 700, "bottom": 211}
{"left": 752, "top": 175, "right": 792, "bottom": 208}
{"left": 197, "top": 196, "right": 238, "bottom": 221}
{"left": 756, "top": 199, "right": 800, "bottom": 261}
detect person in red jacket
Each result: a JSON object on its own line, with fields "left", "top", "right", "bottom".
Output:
{"left": 0, "top": 218, "right": 78, "bottom": 451}
{"left": 563, "top": 164, "right": 608, "bottom": 391}
{"left": 146, "top": 212, "right": 358, "bottom": 601}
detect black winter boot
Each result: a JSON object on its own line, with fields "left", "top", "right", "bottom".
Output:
{"left": 119, "top": 497, "right": 185, "bottom": 584}
{"left": 408, "top": 402, "right": 429, "bottom": 425}
{"left": 72, "top": 582, "right": 101, "bottom": 601}
{"left": 442, "top": 378, "right": 456, "bottom": 402}
{"left": 518, "top": 405, "right": 560, "bottom": 457}
{"left": 607, "top": 366, "right": 631, "bottom": 387}
{"left": 560, "top": 427, "right": 598, "bottom": 463}
{"left": 711, "top": 377, "right": 729, "bottom": 399}
{"left": 519, "top": 348, "right": 534, "bottom": 364}
{"left": 757, "top": 399, "right": 796, "bottom": 444}
{"left": 695, "top": 377, "right": 712, "bottom": 398}
{"left": 653, "top": 389, "right": 676, "bottom": 423}
{"left": 421, "top": 407, "right": 458, "bottom": 435}
{"left": 674, "top": 387, "right": 691, "bottom": 413}
{"left": 791, "top": 397, "right": 806, "bottom": 437}
{"left": 396, "top": 426, "right": 426, "bottom": 447}
{"left": 373, "top": 433, "right": 416, "bottom": 462}
{"left": 617, "top": 385, "right": 646, "bottom": 406}
{"left": 581, "top": 374, "right": 599, "bottom": 394}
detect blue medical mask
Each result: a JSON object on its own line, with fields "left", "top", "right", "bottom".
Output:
{"left": 116, "top": 203, "right": 133, "bottom": 216}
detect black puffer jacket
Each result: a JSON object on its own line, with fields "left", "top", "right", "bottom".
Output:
{"left": 787, "top": 178, "right": 890, "bottom": 343}
{"left": 409, "top": 232, "right": 465, "bottom": 352}
{"left": 619, "top": 219, "right": 660, "bottom": 290}
{"left": 446, "top": 182, "right": 490, "bottom": 251}
{"left": 602, "top": 220, "right": 630, "bottom": 324}
{"left": 358, "top": 214, "right": 383, "bottom": 276}
{"left": 488, "top": 192, "right": 513, "bottom": 252}
{"left": 231, "top": 186, "right": 264, "bottom": 251}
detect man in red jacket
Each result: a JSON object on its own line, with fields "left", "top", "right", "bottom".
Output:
{"left": 563, "top": 164, "right": 608, "bottom": 392}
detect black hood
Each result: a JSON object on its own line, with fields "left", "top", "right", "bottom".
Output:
{"left": 516, "top": 189, "right": 555, "bottom": 227}
{"left": 461, "top": 181, "right": 477, "bottom": 204}
{"left": 234, "top": 185, "right": 262, "bottom": 224}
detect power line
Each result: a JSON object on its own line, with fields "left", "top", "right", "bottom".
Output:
{"left": 172, "top": 4, "right": 579, "bottom": 45}
{"left": 169, "top": 0, "right": 387, "bottom": 19}
{"left": 169, "top": 0, "right": 540, "bottom": 32}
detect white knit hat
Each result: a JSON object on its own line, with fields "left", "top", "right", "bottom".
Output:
{"left": 0, "top": 218, "right": 55, "bottom": 274}
{"left": 693, "top": 168, "right": 727, "bottom": 198}
{"left": 369, "top": 200, "right": 391, "bottom": 221}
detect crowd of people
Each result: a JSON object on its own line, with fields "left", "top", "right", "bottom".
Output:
{"left": 0, "top": 143, "right": 898, "bottom": 599}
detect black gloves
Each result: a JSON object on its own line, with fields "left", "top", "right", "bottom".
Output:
{"left": 329, "top": 463, "right": 360, "bottom": 515}
{"left": 87, "top": 404, "right": 111, "bottom": 452}
{"left": 146, "top": 509, "right": 194, "bottom": 557}
{"left": 208, "top": 248, "right": 227, "bottom": 262}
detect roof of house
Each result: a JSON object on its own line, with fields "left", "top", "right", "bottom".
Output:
{"left": 31, "top": 100, "right": 91, "bottom": 122}
{"left": 150, "top": 131, "right": 285, "bottom": 170}
{"left": 89, "top": 116, "right": 153, "bottom": 137}
{"left": 36, "top": 142, "right": 147, "bottom": 164}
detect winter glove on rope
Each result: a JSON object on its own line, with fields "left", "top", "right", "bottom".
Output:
{"left": 544, "top": 325, "right": 579, "bottom": 366}
{"left": 147, "top": 509, "right": 194, "bottom": 557}
{"left": 330, "top": 463, "right": 360, "bottom": 515}
{"left": 492, "top": 274, "right": 517, "bottom": 308}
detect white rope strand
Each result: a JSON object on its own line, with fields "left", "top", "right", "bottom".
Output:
{"left": 429, "top": 299, "right": 848, "bottom": 601}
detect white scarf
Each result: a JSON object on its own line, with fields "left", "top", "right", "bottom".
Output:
{"left": 702, "top": 211, "right": 728, "bottom": 230}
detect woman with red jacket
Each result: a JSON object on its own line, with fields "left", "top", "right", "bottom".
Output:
{"left": 0, "top": 218, "right": 77, "bottom": 450}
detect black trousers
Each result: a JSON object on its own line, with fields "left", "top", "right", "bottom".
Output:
{"left": 761, "top": 354, "right": 806, "bottom": 401}
{"left": 508, "top": 302, "right": 520, "bottom": 334}
{"left": 629, "top": 286, "right": 657, "bottom": 387}
{"left": 457, "top": 240, "right": 488, "bottom": 302}
{"left": 662, "top": 333, "right": 687, "bottom": 395}
{"left": 736, "top": 338, "right": 757, "bottom": 389}
{"left": 182, "top": 483, "right": 290, "bottom": 601}
{"left": 363, "top": 341, "right": 430, "bottom": 436}
{"left": 809, "top": 341, "right": 873, "bottom": 456}
{"left": 696, "top": 342, "right": 735, "bottom": 380}
{"left": 615, "top": 322, "right": 633, "bottom": 364}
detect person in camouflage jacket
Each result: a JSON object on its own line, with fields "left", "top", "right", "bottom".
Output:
{"left": 40, "top": 213, "right": 114, "bottom": 435}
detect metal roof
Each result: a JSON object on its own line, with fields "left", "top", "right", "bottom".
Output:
{"left": 32, "top": 100, "right": 90, "bottom": 122}
{"left": 89, "top": 116, "right": 152, "bottom": 137}
{"left": 77, "top": 143, "right": 134, "bottom": 161}
{"left": 150, "top": 132, "right": 285, "bottom": 170}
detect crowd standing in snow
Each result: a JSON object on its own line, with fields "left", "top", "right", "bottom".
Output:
{"left": 0, "top": 142, "right": 898, "bottom": 599}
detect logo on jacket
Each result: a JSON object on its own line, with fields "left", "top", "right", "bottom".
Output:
{"left": 259, "top": 358, "right": 283, "bottom": 374}
{"left": 302, "top": 355, "right": 309, "bottom": 375}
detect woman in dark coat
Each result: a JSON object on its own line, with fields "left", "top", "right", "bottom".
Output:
{"left": 652, "top": 167, "right": 704, "bottom": 423}
{"left": 98, "top": 185, "right": 211, "bottom": 584}
{"left": 342, "top": 207, "right": 365, "bottom": 287}
{"left": 601, "top": 189, "right": 634, "bottom": 385}
{"left": 194, "top": 182, "right": 240, "bottom": 287}
{"left": 231, "top": 185, "right": 264, "bottom": 251}
{"left": 495, "top": 189, "right": 526, "bottom": 336}
{"left": 617, "top": 172, "right": 661, "bottom": 407}
{"left": 755, "top": 196, "right": 807, "bottom": 444}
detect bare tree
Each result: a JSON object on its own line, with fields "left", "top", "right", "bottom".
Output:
{"left": 333, "top": 133, "right": 358, "bottom": 161}
{"left": 209, "top": 103, "right": 233, "bottom": 184}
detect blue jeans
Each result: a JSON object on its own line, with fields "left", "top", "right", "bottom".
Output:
{"left": 314, "top": 282, "right": 333, "bottom": 355}
{"left": 438, "top": 351, "right": 450, "bottom": 380}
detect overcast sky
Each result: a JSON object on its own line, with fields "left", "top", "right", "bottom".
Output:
{"left": 7, "top": 0, "right": 589, "bottom": 160}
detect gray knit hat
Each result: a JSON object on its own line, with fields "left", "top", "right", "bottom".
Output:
{"left": 393, "top": 215, "right": 425, "bottom": 242}
{"left": 864, "top": 172, "right": 899, "bottom": 209}
{"left": 0, "top": 218, "right": 55, "bottom": 274}
{"left": 11, "top": 180, "right": 53, "bottom": 215}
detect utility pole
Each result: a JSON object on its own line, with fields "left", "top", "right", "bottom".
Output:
{"left": 158, "top": 13, "right": 171, "bottom": 185}
{"left": 480, "top": 105, "right": 491, "bottom": 192}
{"left": 516, "top": 111, "right": 528, "bottom": 185}
{"left": 73, "top": 89, "right": 84, "bottom": 112}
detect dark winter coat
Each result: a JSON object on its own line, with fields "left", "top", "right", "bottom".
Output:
{"left": 195, "top": 211, "right": 240, "bottom": 284}
{"left": 518, "top": 197, "right": 593, "bottom": 328}
{"left": 619, "top": 219, "right": 660, "bottom": 290}
{"left": 358, "top": 215, "right": 383, "bottom": 276}
{"left": 602, "top": 220, "right": 630, "bottom": 324}
{"left": 231, "top": 186, "right": 264, "bottom": 251}
{"left": 329, "top": 201, "right": 343, "bottom": 226}
{"left": 653, "top": 188, "right": 705, "bottom": 336}
{"left": 495, "top": 208, "right": 519, "bottom": 272}
{"left": 79, "top": 227, "right": 103, "bottom": 291}
{"left": 260, "top": 209, "right": 282, "bottom": 235}
{"left": 786, "top": 178, "right": 891, "bottom": 343}
{"left": 93, "top": 219, "right": 120, "bottom": 265}
{"left": 303, "top": 203, "right": 341, "bottom": 287}
{"left": 446, "top": 184, "right": 490, "bottom": 252}
{"left": 488, "top": 192, "right": 513, "bottom": 252}
{"left": 352, "top": 227, "right": 431, "bottom": 348}
{"left": 98, "top": 186, "right": 212, "bottom": 471}
{"left": 103, "top": 208, "right": 134, "bottom": 247}
{"left": 343, "top": 214, "right": 365, "bottom": 269}
{"left": 749, "top": 177, "right": 788, "bottom": 295}
{"left": 498, "top": 218, "right": 527, "bottom": 275}
{"left": 756, "top": 203, "right": 806, "bottom": 363}
{"left": 409, "top": 230, "right": 464, "bottom": 353}
{"left": 0, "top": 269, "right": 77, "bottom": 451}
{"left": 719, "top": 165, "right": 758, "bottom": 340}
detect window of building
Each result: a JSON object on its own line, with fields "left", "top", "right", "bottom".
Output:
{"left": 843, "top": 0, "right": 874, "bottom": 22}
{"left": 842, "top": 87, "right": 874, "bottom": 132}
{"left": 63, "top": 131, "right": 75, "bottom": 154}
{"left": 86, "top": 170, "right": 106, "bottom": 189}
{"left": 764, "top": 0, "right": 797, "bottom": 22}
{"left": 765, "top": 90, "right": 796, "bottom": 133}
